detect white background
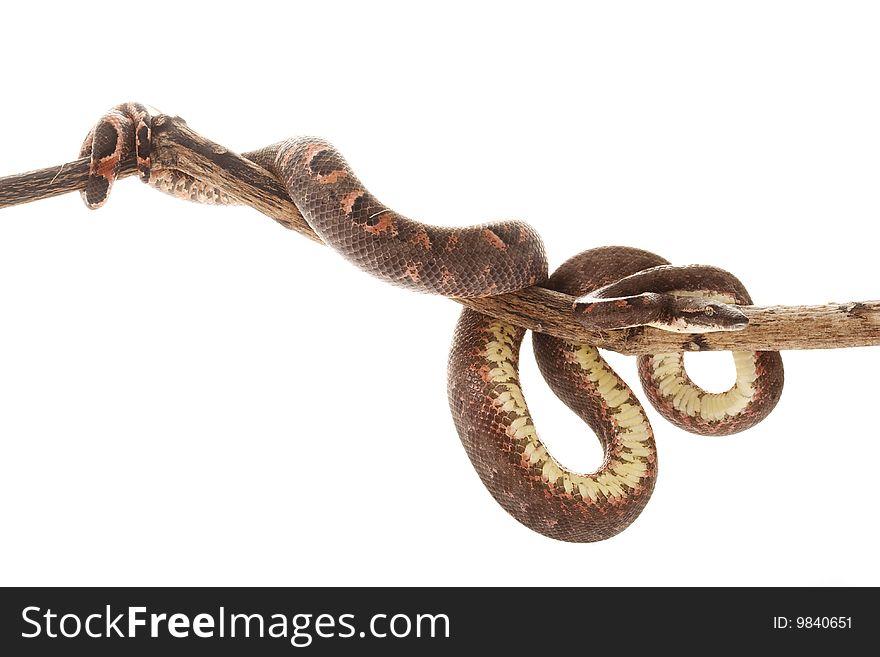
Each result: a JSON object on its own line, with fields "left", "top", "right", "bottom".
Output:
{"left": 1, "top": 1, "right": 878, "bottom": 586}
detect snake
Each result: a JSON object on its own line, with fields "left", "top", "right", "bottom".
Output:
{"left": 80, "top": 103, "right": 784, "bottom": 542}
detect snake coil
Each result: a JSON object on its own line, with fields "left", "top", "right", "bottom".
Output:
{"left": 79, "top": 103, "right": 784, "bottom": 542}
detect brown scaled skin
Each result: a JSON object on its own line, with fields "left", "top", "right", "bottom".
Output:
{"left": 449, "top": 309, "right": 658, "bottom": 542}
{"left": 265, "top": 137, "right": 548, "bottom": 297}
{"left": 449, "top": 247, "right": 667, "bottom": 542}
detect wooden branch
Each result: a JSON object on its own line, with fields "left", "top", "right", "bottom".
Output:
{"left": 2, "top": 113, "right": 880, "bottom": 355}
{"left": 149, "top": 116, "right": 321, "bottom": 242}
{"left": 0, "top": 156, "right": 136, "bottom": 208}
{"left": 457, "top": 293, "right": 880, "bottom": 354}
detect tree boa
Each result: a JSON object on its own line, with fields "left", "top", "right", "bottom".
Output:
{"left": 80, "top": 103, "right": 784, "bottom": 542}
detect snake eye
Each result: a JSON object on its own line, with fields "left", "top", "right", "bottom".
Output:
{"left": 704, "top": 306, "right": 715, "bottom": 316}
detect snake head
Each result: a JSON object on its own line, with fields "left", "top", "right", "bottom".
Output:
{"left": 655, "top": 297, "right": 749, "bottom": 333}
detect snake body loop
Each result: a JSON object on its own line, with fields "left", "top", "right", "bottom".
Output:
{"left": 79, "top": 104, "right": 785, "bottom": 541}
{"left": 80, "top": 102, "right": 152, "bottom": 208}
